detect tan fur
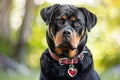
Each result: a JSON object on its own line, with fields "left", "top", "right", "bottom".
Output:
{"left": 70, "top": 17, "right": 76, "bottom": 21}
{"left": 62, "top": 15, "right": 67, "bottom": 20}
{"left": 68, "top": 49, "right": 77, "bottom": 58}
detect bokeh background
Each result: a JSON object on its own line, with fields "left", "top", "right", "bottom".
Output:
{"left": 0, "top": 0, "right": 120, "bottom": 80}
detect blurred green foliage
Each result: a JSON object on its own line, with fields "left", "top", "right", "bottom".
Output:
{"left": 0, "top": 36, "right": 11, "bottom": 55}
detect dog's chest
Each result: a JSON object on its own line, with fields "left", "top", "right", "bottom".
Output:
{"left": 42, "top": 53, "right": 83, "bottom": 78}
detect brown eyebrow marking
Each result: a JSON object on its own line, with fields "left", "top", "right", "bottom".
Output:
{"left": 70, "top": 17, "right": 76, "bottom": 21}
{"left": 61, "top": 15, "right": 67, "bottom": 20}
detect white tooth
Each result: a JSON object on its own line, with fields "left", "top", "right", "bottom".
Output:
{"left": 67, "top": 37, "right": 70, "bottom": 40}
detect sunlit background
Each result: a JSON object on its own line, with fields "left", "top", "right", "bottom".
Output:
{"left": 0, "top": 0, "right": 120, "bottom": 80}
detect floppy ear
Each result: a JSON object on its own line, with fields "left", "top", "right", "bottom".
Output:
{"left": 79, "top": 8, "right": 97, "bottom": 32}
{"left": 40, "top": 4, "right": 60, "bottom": 25}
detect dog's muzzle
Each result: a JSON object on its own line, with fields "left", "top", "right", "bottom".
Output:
{"left": 62, "top": 28, "right": 72, "bottom": 41}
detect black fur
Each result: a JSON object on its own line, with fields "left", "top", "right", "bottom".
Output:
{"left": 40, "top": 4, "right": 100, "bottom": 80}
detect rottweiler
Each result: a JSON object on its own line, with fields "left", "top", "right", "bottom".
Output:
{"left": 40, "top": 4, "right": 100, "bottom": 80}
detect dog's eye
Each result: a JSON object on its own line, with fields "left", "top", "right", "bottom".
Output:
{"left": 74, "top": 21, "right": 81, "bottom": 26}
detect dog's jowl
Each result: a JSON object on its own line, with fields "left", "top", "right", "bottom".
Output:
{"left": 40, "top": 4, "right": 100, "bottom": 80}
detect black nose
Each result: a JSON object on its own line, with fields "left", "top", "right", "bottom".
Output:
{"left": 63, "top": 29, "right": 72, "bottom": 39}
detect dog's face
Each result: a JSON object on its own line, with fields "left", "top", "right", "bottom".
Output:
{"left": 40, "top": 4, "right": 97, "bottom": 58}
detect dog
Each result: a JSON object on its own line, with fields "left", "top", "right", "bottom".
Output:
{"left": 40, "top": 4, "right": 100, "bottom": 80}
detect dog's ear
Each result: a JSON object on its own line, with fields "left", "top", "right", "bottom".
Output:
{"left": 78, "top": 7, "right": 97, "bottom": 32}
{"left": 40, "top": 4, "right": 60, "bottom": 25}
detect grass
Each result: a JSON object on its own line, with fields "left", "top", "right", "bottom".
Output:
{"left": 0, "top": 70, "right": 39, "bottom": 80}
{"left": 0, "top": 68, "right": 120, "bottom": 80}
{"left": 100, "top": 66, "right": 120, "bottom": 80}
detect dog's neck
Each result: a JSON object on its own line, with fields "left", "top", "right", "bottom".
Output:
{"left": 48, "top": 48, "right": 84, "bottom": 65}
{"left": 77, "top": 33, "right": 87, "bottom": 54}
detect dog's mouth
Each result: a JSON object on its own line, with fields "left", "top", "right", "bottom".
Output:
{"left": 55, "top": 41, "right": 77, "bottom": 58}
{"left": 56, "top": 41, "right": 76, "bottom": 50}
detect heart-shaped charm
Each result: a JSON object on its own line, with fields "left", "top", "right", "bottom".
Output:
{"left": 67, "top": 65, "right": 77, "bottom": 77}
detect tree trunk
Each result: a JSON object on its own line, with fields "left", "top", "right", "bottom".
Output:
{"left": 13, "top": 0, "right": 34, "bottom": 62}
{"left": 1, "top": 0, "right": 11, "bottom": 38}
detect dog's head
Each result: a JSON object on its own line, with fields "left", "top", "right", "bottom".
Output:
{"left": 40, "top": 4, "right": 97, "bottom": 58}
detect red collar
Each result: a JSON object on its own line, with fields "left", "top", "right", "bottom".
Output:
{"left": 48, "top": 49, "right": 84, "bottom": 65}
